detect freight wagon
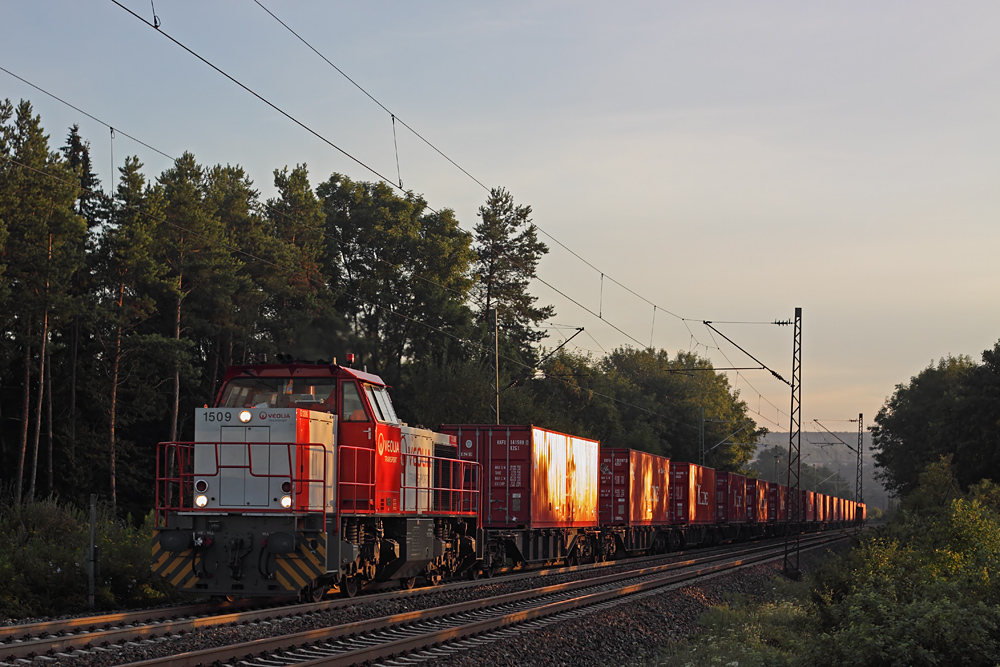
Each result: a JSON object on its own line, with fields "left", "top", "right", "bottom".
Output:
{"left": 441, "top": 424, "right": 607, "bottom": 568}
{"left": 598, "top": 448, "right": 672, "bottom": 554}
{"left": 716, "top": 472, "right": 749, "bottom": 542}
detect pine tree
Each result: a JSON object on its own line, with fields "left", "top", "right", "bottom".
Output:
{"left": 472, "top": 187, "right": 554, "bottom": 364}
{"left": 0, "top": 101, "right": 86, "bottom": 500}
{"left": 96, "top": 155, "right": 169, "bottom": 508}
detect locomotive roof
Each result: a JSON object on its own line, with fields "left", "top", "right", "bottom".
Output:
{"left": 221, "top": 363, "right": 388, "bottom": 387}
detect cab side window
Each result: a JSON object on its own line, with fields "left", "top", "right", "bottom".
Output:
{"left": 341, "top": 382, "right": 368, "bottom": 422}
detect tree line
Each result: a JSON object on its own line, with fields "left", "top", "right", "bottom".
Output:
{"left": 0, "top": 99, "right": 764, "bottom": 518}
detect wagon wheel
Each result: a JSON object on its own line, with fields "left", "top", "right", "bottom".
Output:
{"left": 302, "top": 583, "right": 327, "bottom": 603}
{"left": 467, "top": 567, "right": 480, "bottom": 581}
{"left": 340, "top": 575, "right": 359, "bottom": 598}
{"left": 400, "top": 577, "right": 417, "bottom": 590}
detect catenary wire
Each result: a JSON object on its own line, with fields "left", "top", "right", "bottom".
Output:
{"left": 109, "top": 0, "right": 428, "bottom": 211}
{"left": 251, "top": 0, "right": 491, "bottom": 193}
{"left": 106, "top": 6, "right": 786, "bottom": 385}
{"left": 0, "top": 65, "right": 476, "bottom": 306}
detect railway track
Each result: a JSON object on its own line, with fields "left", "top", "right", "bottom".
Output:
{"left": 0, "top": 539, "right": 730, "bottom": 662}
{"left": 1, "top": 531, "right": 847, "bottom": 666}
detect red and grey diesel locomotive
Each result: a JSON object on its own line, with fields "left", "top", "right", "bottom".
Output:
{"left": 152, "top": 361, "right": 865, "bottom": 600}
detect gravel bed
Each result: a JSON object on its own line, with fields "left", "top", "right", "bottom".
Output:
{"left": 428, "top": 561, "right": 786, "bottom": 667}
{"left": 36, "top": 556, "right": 687, "bottom": 667}
{"left": 426, "top": 541, "right": 850, "bottom": 667}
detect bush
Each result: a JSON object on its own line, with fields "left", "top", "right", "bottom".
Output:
{"left": 0, "top": 493, "right": 179, "bottom": 619}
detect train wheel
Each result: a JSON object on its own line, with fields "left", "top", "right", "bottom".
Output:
{"left": 340, "top": 575, "right": 359, "bottom": 598}
{"left": 400, "top": 577, "right": 417, "bottom": 590}
{"left": 468, "top": 567, "right": 480, "bottom": 581}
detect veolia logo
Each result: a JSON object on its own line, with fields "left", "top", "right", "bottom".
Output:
{"left": 258, "top": 412, "right": 292, "bottom": 420}
{"left": 376, "top": 433, "right": 400, "bottom": 456}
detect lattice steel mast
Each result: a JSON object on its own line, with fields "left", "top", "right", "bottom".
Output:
{"left": 783, "top": 307, "right": 802, "bottom": 577}
{"left": 856, "top": 412, "right": 864, "bottom": 525}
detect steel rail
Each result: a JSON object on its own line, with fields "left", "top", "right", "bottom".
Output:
{"left": 0, "top": 533, "right": 767, "bottom": 660}
{"left": 115, "top": 533, "right": 844, "bottom": 667}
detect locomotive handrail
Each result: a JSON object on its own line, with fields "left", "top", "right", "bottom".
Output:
{"left": 155, "top": 440, "right": 330, "bottom": 528}
{"left": 338, "top": 445, "right": 376, "bottom": 514}
{"left": 399, "top": 452, "right": 481, "bottom": 516}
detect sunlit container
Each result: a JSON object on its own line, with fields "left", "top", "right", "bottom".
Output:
{"left": 670, "top": 463, "right": 715, "bottom": 525}
{"left": 747, "top": 479, "right": 768, "bottom": 524}
{"left": 715, "top": 472, "right": 748, "bottom": 524}
{"left": 443, "top": 424, "right": 599, "bottom": 529}
{"left": 599, "top": 448, "right": 670, "bottom": 526}
{"left": 801, "top": 490, "right": 815, "bottom": 522}
{"left": 768, "top": 483, "right": 788, "bottom": 522}
{"left": 816, "top": 493, "right": 827, "bottom": 522}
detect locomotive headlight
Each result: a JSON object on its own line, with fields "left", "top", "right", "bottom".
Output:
{"left": 195, "top": 494, "right": 209, "bottom": 508}
{"left": 239, "top": 410, "right": 252, "bottom": 423}
{"left": 194, "top": 479, "right": 209, "bottom": 493}
{"left": 280, "top": 495, "right": 293, "bottom": 509}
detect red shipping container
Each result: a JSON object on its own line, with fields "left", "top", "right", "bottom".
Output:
{"left": 801, "top": 490, "right": 815, "bottom": 522}
{"left": 816, "top": 493, "right": 827, "bottom": 522}
{"left": 716, "top": 472, "right": 748, "bottom": 524}
{"left": 599, "top": 448, "right": 669, "bottom": 526}
{"left": 442, "top": 424, "right": 599, "bottom": 529}
{"left": 768, "top": 483, "right": 788, "bottom": 522}
{"left": 747, "top": 479, "right": 768, "bottom": 524}
{"left": 670, "top": 463, "right": 715, "bottom": 525}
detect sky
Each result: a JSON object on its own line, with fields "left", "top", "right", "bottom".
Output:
{"left": 2, "top": 1, "right": 998, "bottom": 435}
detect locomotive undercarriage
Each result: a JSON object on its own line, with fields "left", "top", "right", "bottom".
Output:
{"left": 153, "top": 512, "right": 478, "bottom": 600}
{"left": 341, "top": 515, "right": 478, "bottom": 593}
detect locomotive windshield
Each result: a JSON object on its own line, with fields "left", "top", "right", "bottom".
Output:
{"left": 219, "top": 377, "right": 337, "bottom": 411}
{"left": 364, "top": 384, "right": 399, "bottom": 423}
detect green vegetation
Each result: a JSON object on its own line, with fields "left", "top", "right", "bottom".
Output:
{"left": 0, "top": 493, "right": 178, "bottom": 619}
{"left": 658, "top": 457, "right": 1000, "bottom": 667}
